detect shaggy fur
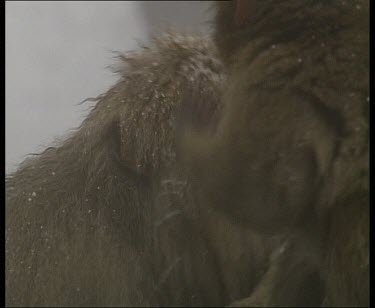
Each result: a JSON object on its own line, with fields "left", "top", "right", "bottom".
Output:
{"left": 6, "top": 33, "right": 279, "bottom": 307}
{"left": 182, "top": 1, "right": 369, "bottom": 306}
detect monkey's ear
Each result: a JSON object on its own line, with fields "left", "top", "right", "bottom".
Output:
{"left": 234, "top": 0, "right": 253, "bottom": 27}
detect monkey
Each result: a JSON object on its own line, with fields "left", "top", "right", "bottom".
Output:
{"left": 180, "top": 0, "right": 369, "bottom": 306}
{"left": 6, "top": 32, "right": 285, "bottom": 307}
{"left": 5, "top": 32, "right": 219, "bottom": 307}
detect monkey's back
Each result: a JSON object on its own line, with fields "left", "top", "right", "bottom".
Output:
{"left": 5, "top": 32, "right": 228, "bottom": 307}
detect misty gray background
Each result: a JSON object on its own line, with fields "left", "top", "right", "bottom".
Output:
{"left": 6, "top": 1, "right": 213, "bottom": 174}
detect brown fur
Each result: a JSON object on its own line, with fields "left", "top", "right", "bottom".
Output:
{"left": 182, "top": 1, "right": 369, "bottom": 306}
{"left": 6, "top": 33, "right": 279, "bottom": 307}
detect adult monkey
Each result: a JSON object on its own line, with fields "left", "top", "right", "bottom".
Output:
{"left": 5, "top": 33, "right": 213, "bottom": 306}
{"left": 182, "top": 0, "right": 369, "bottom": 306}
{"left": 6, "top": 32, "right": 281, "bottom": 306}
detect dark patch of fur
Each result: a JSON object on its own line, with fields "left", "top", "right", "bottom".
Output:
{"left": 183, "top": 1, "right": 369, "bottom": 306}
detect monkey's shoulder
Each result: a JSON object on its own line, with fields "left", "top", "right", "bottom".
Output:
{"left": 115, "top": 33, "right": 225, "bottom": 88}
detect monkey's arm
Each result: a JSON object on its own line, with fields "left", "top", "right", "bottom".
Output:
{"left": 227, "top": 239, "right": 324, "bottom": 307}
{"left": 182, "top": 86, "right": 338, "bottom": 233}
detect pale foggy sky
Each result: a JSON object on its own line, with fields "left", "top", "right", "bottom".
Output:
{"left": 6, "top": 1, "right": 212, "bottom": 173}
